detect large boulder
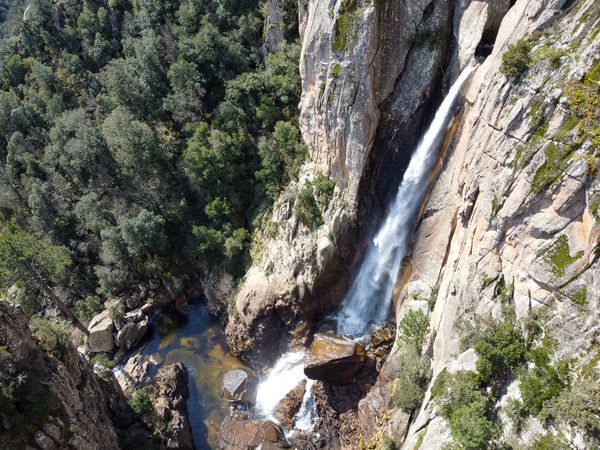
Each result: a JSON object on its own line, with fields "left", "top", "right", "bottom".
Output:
{"left": 153, "top": 363, "right": 193, "bottom": 450}
{"left": 219, "top": 411, "right": 289, "bottom": 450}
{"left": 222, "top": 368, "right": 257, "bottom": 405}
{"left": 115, "top": 316, "right": 148, "bottom": 350}
{"left": 88, "top": 310, "right": 114, "bottom": 353}
{"left": 304, "top": 333, "right": 366, "bottom": 385}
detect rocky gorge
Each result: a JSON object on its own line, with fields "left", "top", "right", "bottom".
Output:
{"left": 2, "top": 0, "right": 600, "bottom": 448}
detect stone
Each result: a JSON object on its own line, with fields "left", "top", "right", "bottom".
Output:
{"left": 219, "top": 411, "right": 290, "bottom": 449}
{"left": 304, "top": 333, "right": 366, "bottom": 385}
{"left": 34, "top": 431, "right": 56, "bottom": 450}
{"left": 274, "top": 380, "right": 306, "bottom": 429}
{"left": 115, "top": 316, "right": 148, "bottom": 350}
{"left": 87, "top": 310, "right": 114, "bottom": 353}
{"left": 153, "top": 363, "right": 193, "bottom": 450}
{"left": 42, "top": 422, "right": 61, "bottom": 443}
{"left": 222, "top": 368, "right": 258, "bottom": 405}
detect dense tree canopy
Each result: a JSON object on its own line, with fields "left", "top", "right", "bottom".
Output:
{"left": 0, "top": 0, "right": 304, "bottom": 314}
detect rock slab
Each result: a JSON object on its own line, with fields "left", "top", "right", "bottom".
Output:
{"left": 304, "top": 333, "right": 366, "bottom": 385}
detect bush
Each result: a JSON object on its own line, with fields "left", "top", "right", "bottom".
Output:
{"left": 540, "top": 378, "right": 600, "bottom": 436}
{"left": 72, "top": 296, "right": 103, "bottom": 320}
{"left": 431, "top": 370, "right": 487, "bottom": 419}
{"left": 397, "top": 309, "right": 429, "bottom": 352}
{"left": 294, "top": 185, "right": 322, "bottom": 227}
{"left": 108, "top": 302, "right": 125, "bottom": 325}
{"left": 29, "top": 316, "right": 72, "bottom": 359}
{"left": 448, "top": 402, "right": 499, "bottom": 449}
{"left": 531, "top": 432, "right": 570, "bottom": 450}
{"left": 474, "top": 320, "right": 527, "bottom": 384}
{"left": 91, "top": 354, "right": 117, "bottom": 369}
{"left": 505, "top": 398, "right": 528, "bottom": 433}
{"left": 393, "top": 345, "right": 431, "bottom": 413}
{"left": 501, "top": 38, "right": 532, "bottom": 79}
{"left": 129, "top": 388, "right": 154, "bottom": 416}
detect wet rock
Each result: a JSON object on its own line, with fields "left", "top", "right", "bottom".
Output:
{"left": 304, "top": 333, "right": 366, "bottom": 385}
{"left": 115, "top": 351, "right": 151, "bottom": 391}
{"left": 219, "top": 411, "right": 290, "bottom": 449}
{"left": 153, "top": 363, "right": 193, "bottom": 450}
{"left": 222, "top": 368, "right": 257, "bottom": 405}
{"left": 115, "top": 316, "right": 148, "bottom": 350}
{"left": 369, "top": 324, "right": 395, "bottom": 348}
{"left": 88, "top": 310, "right": 114, "bottom": 353}
{"left": 274, "top": 380, "right": 306, "bottom": 429}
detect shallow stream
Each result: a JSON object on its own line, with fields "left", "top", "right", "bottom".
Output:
{"left": 140, "top": 303, "right": 243, "bottom": 449}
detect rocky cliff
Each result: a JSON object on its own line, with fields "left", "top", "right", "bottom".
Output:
{"left": 0, "top": 302, "right": 128, "bottom": 449}
{"left": 227, "top": 0, "right": 600, "bottom": 447}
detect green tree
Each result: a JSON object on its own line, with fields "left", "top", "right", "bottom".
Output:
{"left": 0, "top": 225, "right": 87, "bottom": 333}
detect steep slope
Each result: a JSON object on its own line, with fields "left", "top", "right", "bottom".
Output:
{"left": 366, "top": 0, "right": 600, "bottom": 447}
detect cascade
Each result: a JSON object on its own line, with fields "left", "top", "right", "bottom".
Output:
{"left": 253, "top": 66, "right": 475, "bottom": 434}
{"left": 336, "top": 66, "right": 476, "bottom": 336}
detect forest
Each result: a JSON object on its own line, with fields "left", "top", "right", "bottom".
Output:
{"left": 0, "top": 0, "right": 304, "bottom": 319}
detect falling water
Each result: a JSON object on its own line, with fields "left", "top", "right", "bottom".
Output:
{"left": 336, "top": 66, "right": 475, "bottom": 337}
{"left": 253, "top": 66, "right": 475, "bottom": 433}
{"left": 255, "top": 352, "right": 306, "bottom": 418}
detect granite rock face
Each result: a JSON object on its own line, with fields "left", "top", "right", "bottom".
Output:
{"left": 219, "top": 411, "right": 290, "bottom": 449}
{"left": 0, "top": 303, "right": 128, "bottom": 449}
{"left": 88, "top": 309, "right": 115, "bottom": 353}
{"left": 226, "top": 0, "right": 455, "bottom": 363}
{"left": 304, "top": 332, "right": 366, "bottom": 385}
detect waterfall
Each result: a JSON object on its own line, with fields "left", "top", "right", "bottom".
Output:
{"left": 336, "top": 66, "right": 475, "bottom": 337}
{"left": 252, "top": 66, "right": 475, "bottom": 432}
{"left": 255, "top": 351, "right": 306, "bottom": 418}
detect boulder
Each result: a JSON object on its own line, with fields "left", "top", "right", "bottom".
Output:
{"left": 153, "top": 363, "right": 193, "bottom": 450}
{"left": 222, "top": 368, "right": 257, "bottom": 405}
{"left": 87, "top": 310, "right": 114, "bottom": 353}
{"left": 219, "top": 411, "right": 289, "bottom": 450}
{"left": 115, "top": 316, "right": 148, "bottom": 350}
{"left": 274, "top": 380, "right": 306, "bottom": 429}
{"left": 304, "top": 333, "right": 366, "bottom": 385}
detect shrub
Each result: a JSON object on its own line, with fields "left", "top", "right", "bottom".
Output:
{"left": 382, "top": 435, "right": 398, "bottom": 450}
{"left": 129, "top": 388, "right": 154, "bottom": 416}
{"left": 108, "top": 302, "right": 125, "bottom": 325}
{"left": 501, "top": 38, "right": 532, "bottom": 79}
{"left": 91, "top": 354, "right": 117, "bottom": 369}
{"left": 474, "top": 320, "right": 527, "bottom": 384}
{"left": 431, "top": 370, "right": 487, "bottom": 419}
{"left": 505, "top": 398, "right": 528, "bottom": 433}
{"left": 397, "top": 309, "right": 429, "bottom": 352}
{"left": 448, "top": 402, "right": 499, "bottom": 449}
{"left": 393, "top": 345, "right": 431, "bottom": 413}
{"left": 531, "top": 432, "right": 570, "bottom": 450}
{"left": 519, "top": 358, "right": 569, "bottom": 414}
{"left": 72, "top": 296, "right": 103, "bottom": 320}
{"left": 294, "top": 185, "right": 322, "bottom": 227}
{"left": 540, "top": 378, "right": 600, "bottom": 436}
{"left": 29, "top": 316, "right": 72, "bottom": 359}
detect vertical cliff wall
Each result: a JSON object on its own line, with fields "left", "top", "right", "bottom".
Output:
{"left": 363, "top": 0, "right": 600, "bottom": 447}
{"left": 226, "top": 0, "right": 458, "bottom": 363}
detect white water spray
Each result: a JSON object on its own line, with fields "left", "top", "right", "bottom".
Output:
{"left": 253, "top": 67, "right": 475, "bottom": 431}
{"left": 255, "top": 352, "right": 306, "bottom": 418}
{"left": 336, "top": 66, "right": 475, "bottom": 337}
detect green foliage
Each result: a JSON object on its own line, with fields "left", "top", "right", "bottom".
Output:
{"left": 531, "top": 142, "right": 576, "bottom": 194}
{"left": 72, "top": 296, "right": 103, "bottom": 320}
{"left": 382, "top": 435, "right": 398, "bottom": 450}
{"left": 295, "top": 185, "right": 322, "bottom": 227}
{"left": 29, "top": 316, "right": 72, "bottom": 359}
{"left": 91, "top": 354, "right": 117, "bottom": 369}
{"left": 109, "top": 302, "right": 125, "bottom": 325}
{"left": 332, "top": 0, "right": 359, "bottom": 52}
{"left": 397, "top": 309, "right": 429, "bottom": 352}
{"left": 501, "top": 38, "right": 532, "bottom": 80}
{"left": 473, "top": 320, "right": 527, "bottom": 384}
{"left": 0, "top": 0, "right": 302, "bottom": 305}
{"left": 539, "top": 234, "right": 584, "bottom": 277}
{"left": 414, "top": 27, "right": 447, "bottom": 49}
{"left": 533, "top": 45, "right": 566, "bottom": 69}
{"left": 540, "top": 377, "right": 600, "bottom": 436}
{"left": 531, "top": 432, "right": 571, "bottom": 450}
{"left": 505, "top": 398, "right": 528, "bottom": 433}
{"left": 519, "top": 355, "right": 570, "bottom": 414}
{"left": 565, "top": 82, "right": 600, "bottom": 151}
{"left": 0, "top": 226, "right": 72, "bottom": 314}
{"left": 448, "top": 402, "right": 499, "bottom": 449}
{"left": 129, "top": 388, "right": 154, "bottom": 416}
{"left": 393, "top": 344, "right": 431, "bottom": 413}
{"left": 584, "top": 59, "right": 600, "bottom": 86}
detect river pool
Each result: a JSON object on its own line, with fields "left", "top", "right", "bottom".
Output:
{"left": 140, "top": 303, "right": 243, "bottom": 449}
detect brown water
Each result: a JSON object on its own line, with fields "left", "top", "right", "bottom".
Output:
{"left": 140, "top": 303, "right": 244, "bottom": 449}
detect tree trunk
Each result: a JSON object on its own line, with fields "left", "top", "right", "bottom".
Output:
{"left": 41, "top": 284, "right": 89, "bottom": 335}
